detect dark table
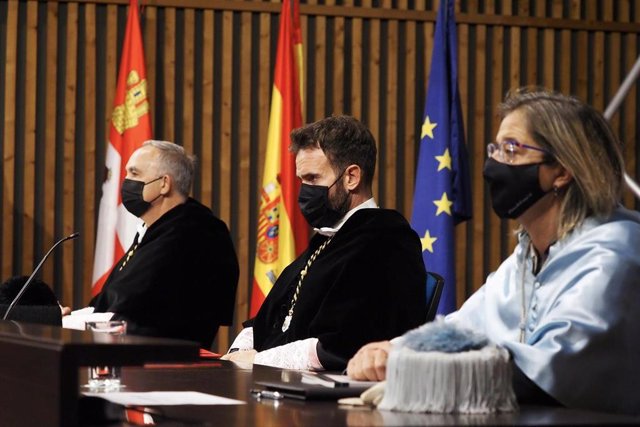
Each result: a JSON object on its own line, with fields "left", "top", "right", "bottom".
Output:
{"left": 79, "top": 360, "right": 640, "bottom": 426}
{"left": 0, "top": 320, "right": 199, "bottom": 427}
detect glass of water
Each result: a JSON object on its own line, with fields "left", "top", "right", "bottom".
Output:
{"left": 85, "top": 320, "right": 127, "bottom": 391}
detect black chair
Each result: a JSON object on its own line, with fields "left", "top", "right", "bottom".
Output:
{"left": 425, "top": 271, "right": 444, "bottom": 322}
{"left": 0, "top": 304, "right": 62, "bottom": 326}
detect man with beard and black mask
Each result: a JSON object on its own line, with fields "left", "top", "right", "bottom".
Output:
{"left": 222, "top": 115, "right": 427, "bottom": 371}
{"left": 348, "top": 89, "right": 640, "bottom": 416}
{"left": 87, "top": 140, "right": 239, "bottom": 348}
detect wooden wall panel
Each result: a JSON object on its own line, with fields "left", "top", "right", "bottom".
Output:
{"left": 1, "top": 0, "right": 639, "bottom": 352}
{"left": 81, "top": 3, "right": 97, "bottom": 301}
{"left": 541, "top": 3, "right": 554, "bottom": 88}
{"left": 455, "top": 2, "right": 469, "bottom": 305}
{"left": 163, "top": 7, "right": 176, "bottom": 141}
{"left": 181, "top": 8, "right": 195, "bottom": 156}
{"left": 23, "top": 1, "right": 37, "bottom": 275}
{"left": 488, "top": 15, "right": 503, "bottom": 285}
{"left": 402, "top": 2, "right": 417, "bottom": 216}
{"left": 61, "top": 2, "right": 78, "bottom": 302}
{"left": 218, "top": 10, "right": 233, "bottom": 227}
{"left": 43, "top": 2, "right": 58, "bottom": 287}
{"left": 2, "top": 0, "right": 18, "bottom": 277}
{"left": 143, "top": 5, "right": 156, "bottom": 114}
{"left": 312, "top": 2, "right": 327, "bottom": 120}
{"left": 622, "top": 3, "right": 639, "bottom": 210}
{"left": 234, "top": 10, "right": 253, "bottom": 349}
{"left": 348, "top": 0, "right": 362, "bottom": 119}
{"left": 200, "top": 10, "right": 214, "bottom": 208}
{"left": 366, "top": 4, "right": 381, "bottom": 196}
{"left": 382, "top": 11, "right": 396, "bottom": 207}
{"left": 332, "top": 0, "right": 345, "bottom": 115}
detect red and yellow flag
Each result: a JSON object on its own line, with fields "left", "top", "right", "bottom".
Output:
{"left": 92, "top": 0, "right": 152, "bottom": 295}
{"left": 250, "top": 0, "right": 308, "bottom": 317}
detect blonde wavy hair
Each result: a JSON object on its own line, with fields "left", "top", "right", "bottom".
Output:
{"left": 500, "top": 88, "right": 624, "bottom": 238}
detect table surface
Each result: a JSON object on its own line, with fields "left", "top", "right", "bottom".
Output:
{"left": 77, "top": 360, "right": 640, "bottom": 426}
{"left": 0, "top": 320, "right": 199, "bottom": 365}
{"left": 0, "top": 320, "right": 199, "bottom": 427}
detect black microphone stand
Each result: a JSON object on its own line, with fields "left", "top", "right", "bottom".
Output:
{"left": 2, "top": 232, "right": 80, "bottom": 321}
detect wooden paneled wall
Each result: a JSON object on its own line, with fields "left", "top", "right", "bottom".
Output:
{"left": 1, "top": 0, "right": 639, "bottom": 351}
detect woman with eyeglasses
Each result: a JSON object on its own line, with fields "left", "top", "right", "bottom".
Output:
{"left": 347, "top": 89, "right": 640, "bottom": 415}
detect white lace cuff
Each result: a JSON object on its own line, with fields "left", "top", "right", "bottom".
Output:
{"left": 228, "top": 327, "right": 254, "bottom": 352}
{"left": 254, "top": 338, "right": 324, "bottom": 370}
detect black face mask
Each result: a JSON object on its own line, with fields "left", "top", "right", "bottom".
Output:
{"left": 483, "top": 157, "right": 551, "bottom": 219}
{"left": 298, "top": 171, "right": 349, "bottom": 228}
{"left": 121, "top": 176, "right": 163, "bottom": 217}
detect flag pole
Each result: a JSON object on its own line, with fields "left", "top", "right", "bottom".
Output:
{"left": 602, "top": 53, "right": 640, "bottom": 201}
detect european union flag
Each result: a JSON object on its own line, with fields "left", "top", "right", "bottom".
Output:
{"left": 410, "top": 0, "right": 472, "bottom": 315}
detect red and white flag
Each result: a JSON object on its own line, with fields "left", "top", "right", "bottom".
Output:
{"left": 250, "top": 0, "right": 308, "bottom": 316}
{"left": 92, "top": 0, "right": 151, "bottom": 295}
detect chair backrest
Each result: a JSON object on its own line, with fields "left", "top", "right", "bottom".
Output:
{"left": 0, "top": 304, "right": 62, "bottom": 326}
{"left": 425, "top": 271, "right": 445, "bottom": 322}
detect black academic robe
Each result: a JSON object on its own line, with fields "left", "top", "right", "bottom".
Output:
{"left": 90, "top": 198, "right": 239, "bottom": 348}
{"left": 251, "top": 208, "right": 427, "bottom": 369}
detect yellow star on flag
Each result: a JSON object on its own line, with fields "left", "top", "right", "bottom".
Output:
{"left": 435, "top": 148, "right": 452, "bottom": 171}
{"left": 421, "top": 115, "right": 437, "bottom": 139}
{"left": 433, "top": 192, "right": 453, "bottom": 216}
{"left": 420, "top": 230, "right": 438, "bottom": 253}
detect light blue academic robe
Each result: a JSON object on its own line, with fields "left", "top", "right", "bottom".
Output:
{"left": 447, "top": 207, "right": 640, "bottom": 415}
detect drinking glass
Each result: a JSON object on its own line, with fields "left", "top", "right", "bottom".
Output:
{"left": 85, "top": 320, "right": 127, "bottom": 391}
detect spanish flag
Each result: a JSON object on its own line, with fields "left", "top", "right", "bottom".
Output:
{"left": 250, "top": 0, "right": 308, "bottom": 317}
{"left": 92, "top": 0, "right": 152, "bottom": 295}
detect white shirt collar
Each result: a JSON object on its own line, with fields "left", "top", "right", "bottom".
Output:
{"left": 136, "top": 221, "right": 148, "bottom": 243}
{"left": 314, "top": 198, "right": 378, "bottom": 236}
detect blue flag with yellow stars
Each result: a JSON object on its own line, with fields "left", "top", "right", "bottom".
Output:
{"left": 410, "top": 0, "right": 472, "bottom": 315}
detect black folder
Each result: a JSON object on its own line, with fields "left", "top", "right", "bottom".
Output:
{"left": 255, "top": 380, "right": 371, "bottom": 401}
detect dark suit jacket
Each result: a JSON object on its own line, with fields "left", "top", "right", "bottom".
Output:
{"left": 90, "top": 198, "right": 239, "bottom": 348}
{"left": 251, "top": 208, "right": 427, "bottom": 369}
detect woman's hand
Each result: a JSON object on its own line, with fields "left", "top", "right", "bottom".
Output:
{"left": 347, "top": 341, "right": 391, "bottom": 381}
{"left": 220, "top": 349, "right": 258, "bottom": 364}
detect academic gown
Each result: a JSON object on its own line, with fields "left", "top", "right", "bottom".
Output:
{"left": 90, "top": 198, "right": 239, "bottom": 348}
{"left": 447, "top": 207, "right": 640, "bottom": 415}
{"left": 251, "top": 208, "right": 428, "bottom": 369}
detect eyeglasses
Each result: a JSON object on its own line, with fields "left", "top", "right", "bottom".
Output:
{"left": 487, "top": 139, "right": 553, "bottom": 164}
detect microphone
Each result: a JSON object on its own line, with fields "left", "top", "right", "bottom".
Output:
{"left": 2, "top": 232, "right": 80, "bottom": 321}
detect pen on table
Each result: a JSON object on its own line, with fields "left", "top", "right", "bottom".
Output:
{"left": 301, "top": 372, "right": 349, "bottom": 388}
{"left": 250, "top": 389, "right": 284, "bottom": 400}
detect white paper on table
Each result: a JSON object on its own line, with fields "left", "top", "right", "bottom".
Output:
{"left": 62, "top": 307, "right": 114, "bottom": 330}
{"left": 83, "top": 391, "right": 245, "bottom": 406}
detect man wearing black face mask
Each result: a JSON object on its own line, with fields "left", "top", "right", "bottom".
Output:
{"left": 87, "top": 140, "right": 239, "bottom": 348}
{"left": 223, "top": 116, "right": 427, "bottom": 371}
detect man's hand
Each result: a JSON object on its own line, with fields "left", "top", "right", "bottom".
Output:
{"left": 220, "top": 349, "right": 258, "bottom": 365}
{"left": 59, "top": 305, "right": 71, "bottom": 316}
{"left": 347, "top": 341, "right": 391, "bottom": 381}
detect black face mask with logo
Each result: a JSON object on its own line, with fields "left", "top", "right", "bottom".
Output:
{"left": 297, "top": 171, "right": 348, "bottom": 228}
{"left": 483, "top": 157, "right": 551, "bottom": 219}
{"left": 121, "top": 176, "right": 163, "bottom": 217}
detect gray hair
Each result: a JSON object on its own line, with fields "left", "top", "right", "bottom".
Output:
{"left": 143, "top": 140, "right": 196, "bottom": 196}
